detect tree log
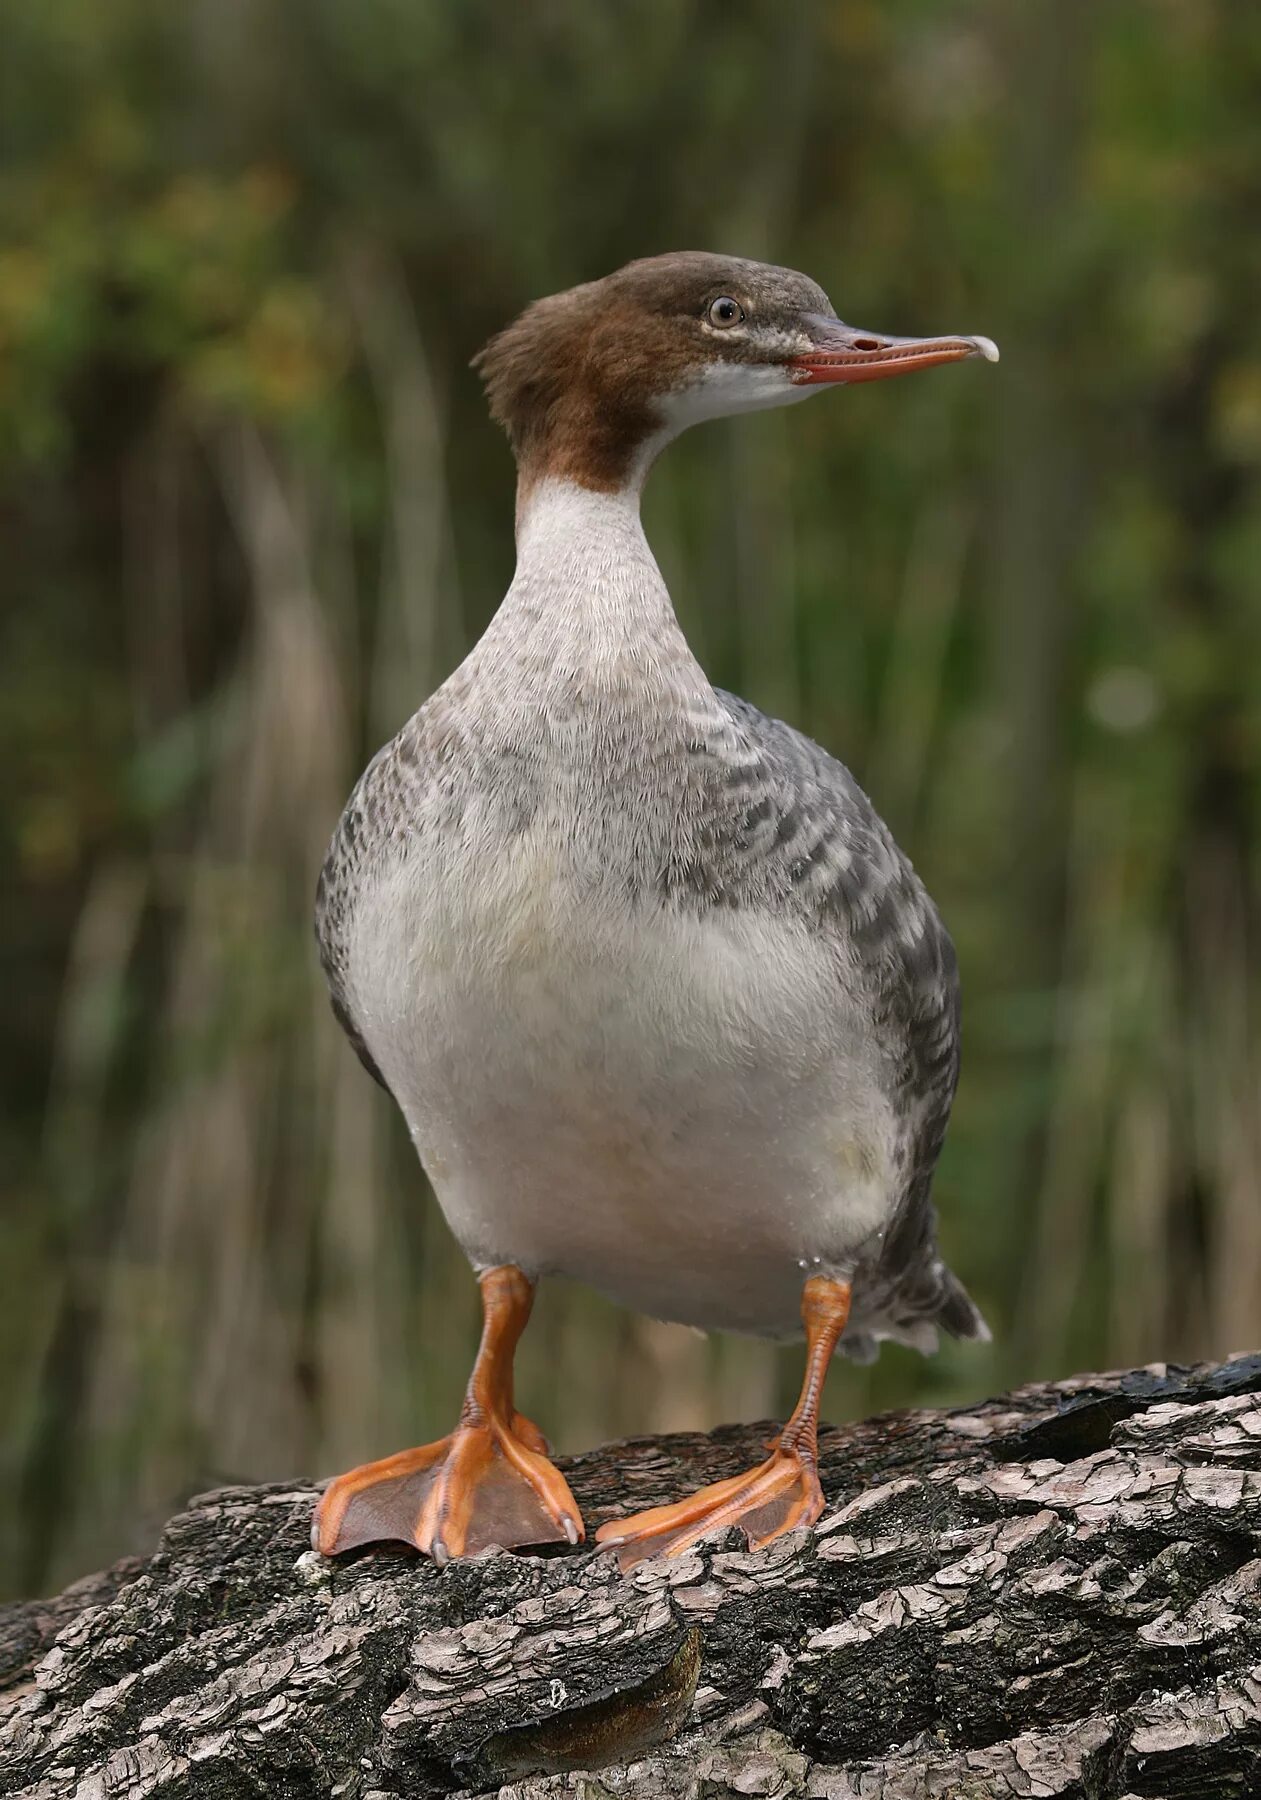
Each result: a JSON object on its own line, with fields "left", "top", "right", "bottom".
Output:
{"left": 3, "top": 1356, "right": 1260, "bottom": 1798}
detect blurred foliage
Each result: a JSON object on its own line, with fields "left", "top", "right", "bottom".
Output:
{"left": 3, "top": 0, "right": 1260, "bottom": 1600}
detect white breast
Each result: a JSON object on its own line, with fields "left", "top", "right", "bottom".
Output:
{"left": 349, "top": 826, "right": 899, "bottom": 1337}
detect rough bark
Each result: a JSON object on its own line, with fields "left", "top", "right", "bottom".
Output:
{"left": 3, "top": 1355, "right": 1260, "bottom": 1799}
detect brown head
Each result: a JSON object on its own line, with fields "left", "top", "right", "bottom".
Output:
{"left": 473, "top": 251, "right": 998, "bottom": 497}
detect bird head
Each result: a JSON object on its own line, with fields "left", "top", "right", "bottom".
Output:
{"left": 474, "top": 251, "right": 998, "bottom": 494}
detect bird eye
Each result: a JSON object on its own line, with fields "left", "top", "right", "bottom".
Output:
{"left": 707, "top": 296, "right": 745, "bottom": 328}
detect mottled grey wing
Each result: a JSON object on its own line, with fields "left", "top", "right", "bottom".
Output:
{"left": 706, "top": 690, "right": 983, "bottom": 1346}
{"left": 314, "top": 743, "right": 394, "bottom": 1093}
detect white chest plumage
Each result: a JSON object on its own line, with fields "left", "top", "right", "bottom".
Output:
{"left": 344, "top": 484, "right": 901, "bottom": 1337}
{"left": 353, "top": 844, "right": 898, "bottom": 1335}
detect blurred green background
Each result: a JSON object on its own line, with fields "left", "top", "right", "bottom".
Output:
{"left": 4, "top": 0, "right": 1260, "bottom": 1603}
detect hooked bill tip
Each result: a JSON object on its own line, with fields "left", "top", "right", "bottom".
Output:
{"left": 971, "top": 335, "right": 1000, "bottom": 364}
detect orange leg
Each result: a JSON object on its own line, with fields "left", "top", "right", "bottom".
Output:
{"left": 313, "top": 1265, "right": 583, "bottom": 1564}
{"left": 596, "top": 1274, "right": 851, "bottom": 1570}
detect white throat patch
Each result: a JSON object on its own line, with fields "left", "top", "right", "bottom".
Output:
{"left": 655, "top": 360, "right": 816, "bottom": 434}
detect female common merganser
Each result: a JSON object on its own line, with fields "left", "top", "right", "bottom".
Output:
{"left": 312, "top": 253, "right": 998, "bottom": 1569}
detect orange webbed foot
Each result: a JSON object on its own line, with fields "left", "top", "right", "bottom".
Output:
{"left": 312, "top": 1264, "right": 584, "bottom": 1565}
{"left": 594, "top": 1444, "right": 822, "bottom": 1570}
{"left": 313, "top": 1408, "right": 583, "bottom": 1563}
{"left": 597, "top": 1273, "right": 852, "bottom": 1572}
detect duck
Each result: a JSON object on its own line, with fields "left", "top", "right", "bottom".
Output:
{"left": 311, "top": 252, "right": 998, "bottom": 1570}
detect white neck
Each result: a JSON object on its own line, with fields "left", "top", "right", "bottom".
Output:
{"left": 514, "top": 476, "right": 648, "bottom": 567}
{"left": 474, "top": 479, "right": 700, "bottom": 690}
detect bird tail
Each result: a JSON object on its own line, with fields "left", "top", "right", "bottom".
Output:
{"left": 935, "top": 1265, "right": 991, "bottom": 1343}
{"left": 840, "top": 1189, "right": 991, "bottom": 1364}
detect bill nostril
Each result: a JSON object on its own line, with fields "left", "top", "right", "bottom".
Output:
{"left": 851, "top": 336, "right": 882, "bottom": 352}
